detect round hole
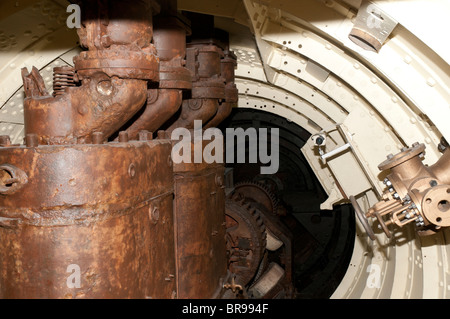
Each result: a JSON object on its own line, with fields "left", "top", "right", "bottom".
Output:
{"left": 0, "top": 168, "right": 14, "bottom": 188}
{"left": 426, "top": 198, "right": 432, "bottom": 204}
{"left": 0, "top": 164, "right": 28, "bottom": 195}
{"left": 436, "top": 217, "right": 442, "bottom": 223}
{"left": 438, "top": 200, "right": 449, "bottom": 213}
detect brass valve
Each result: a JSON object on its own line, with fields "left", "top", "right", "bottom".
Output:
{"left": 351, "top": 142, "right": 450, "bottom": 239}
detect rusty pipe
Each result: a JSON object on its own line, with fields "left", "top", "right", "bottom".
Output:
{"left": 74, "top": 0, "right": 160, "bottom": 81}
{"left": 204, "top": 102, "right": 233, "bottom": 129}
{"left": 24, "top": 71, "right": 148, "bottom": 144}
{"left": 167, "top": 98, "right": 219, "bottom": 133}
{"left": 204, "top": 51, "right": 238, "bottom": 129}
{"left": 125, "top": 89, "right": 183, "bottom": 140}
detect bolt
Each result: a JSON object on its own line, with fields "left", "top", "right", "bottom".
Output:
{"left": 77, "top": 105, "right": 88, "bottom": 115}
{"left": 128, "top": 163, "right": 136, "bottom": 178}
{"left": 0, "top": 135, "right": 11, "bottom": 147}
{"left": 157, "top": 130, "right": 166, "bottom": 140}
{"left": 92, "top": 132, "right": 104, "bottom": 144}
{"left": 387, "top": 153, "right": 394, "bottom": 159}
{"left": 139, "top": 130, "right": 152, "bottom": 141}
{"left": 25, "top": 134, "right": 38, "bottom": 147}
{"left": 401, "top": 147, "right": 408, "bottom": 152}
{"left": 430, "top": 180, "right": 438, "bottom": 187}
{"left": 149, "top": 206, "right": 160, "bottom": 224}
{"left": 118, "top": 131, "right": 129, "bottom": 143}
{"left": 393, "top": 193, "right": 400, "bottom": 199}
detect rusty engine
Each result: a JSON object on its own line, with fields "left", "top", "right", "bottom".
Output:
{"left": 0, "top": 0, "right": 297, "bottom": 299}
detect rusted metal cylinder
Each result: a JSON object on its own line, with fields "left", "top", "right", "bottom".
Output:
{"left": 153, "top": 15, "right": 192, "bottom": 90}
{"left": 74, "top": 0, "right": 160, "bottom": 81}
{"left": 0, "top": 139, "right": 176, "bottom": 299}
{"left": 205, "top": 50, "right": 238, "bottom": 129}
{"left": 170, "top": 132, "right": 228, "bottom": 299}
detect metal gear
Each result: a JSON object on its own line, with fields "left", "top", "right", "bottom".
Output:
{"left": 234, "top": 180, "right": 279, "bottom": 215}
{"left": 225, "top": 191, "right": 267, "bottom": 288}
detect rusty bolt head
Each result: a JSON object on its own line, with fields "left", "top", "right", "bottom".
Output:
{"left": 139, "top": 130, "right": 153, "bottom": 141}
{"left": 157, "top": 130, "right": 166, "bottom": 140}
{"left": 118, "top": 131, "right": 129, "bottom": 143}
{"left": 128, "top": 163, "right": 136, "bottom": 178}
{"left": 92, "top": 132, "right": 104, "bottom": 144}
{"left": 0, "top": 135, "right": 11, "bottom": 147}
{"left": 97, "top": 80, "right": 113, "bottom": 96}
{"left": 78, "top": 105, "right": 89, "bottom": 115}
{"left": 25, "top": 134, "right": 38, "bottom": 148}
{"left": 149, "top": 206, "right": 160, "bottom": 224}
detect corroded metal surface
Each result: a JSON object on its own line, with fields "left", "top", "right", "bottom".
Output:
{"left": 24, "top": 72, "right": 148, "bottom": 145}
{"left": 0, "top": 1, "right": 256, "bottom": 300}
{"left": 74, "top": 0, "right": 160, "bottom": 80}
{"left": 0, "top": 139, "right": 176, "bottom": 299}
{"left": 170, "top": 132, "right": 228, "bottom": 299}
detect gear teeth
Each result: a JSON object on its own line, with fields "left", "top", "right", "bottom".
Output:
{"left": 234, "top": 180, "right": 279, "bottom": 215}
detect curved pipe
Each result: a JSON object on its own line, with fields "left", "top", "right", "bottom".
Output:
{"left": 167, "top": 98, "right": 219, "bottom": 133}
{"left": 24, "top": 73, "right": 148, "bottom": 144}
{"left": 126, "top": 88, "right": 183, "bottom": 140}
{"left": 204, "top": 101, "right": 234, "bottom": 129}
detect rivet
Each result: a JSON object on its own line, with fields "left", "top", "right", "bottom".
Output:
{"left": 0, "top": 135, "right": 11, "bottom": 147}
{"left": 25, "top": 134, "right": 38, "bottom": 147}
{"left": 118, "top": 131, "right": 129, "bottom": 143}
{"left": 139, "top": 130, "right": 152, "bottom": 141}
{"left": 92, "top": 132, "right": 104, "bottom": 144}
{"left": 128, "top": 163, "right": 136, "bottom": 178}
{"left": 149, "top": 206, "right": 160, "bottom": 224}
{"left": 157, "top": 130, "right": 166, "bottom": 139}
